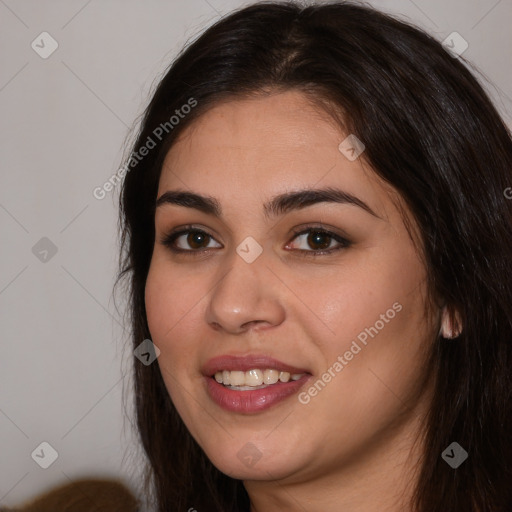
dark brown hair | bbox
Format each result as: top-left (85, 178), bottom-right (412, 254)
top-left (117, 2), bottom-right (512, 511)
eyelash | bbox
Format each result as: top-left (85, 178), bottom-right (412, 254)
top-left (160, 224), bottom-right (351, 257)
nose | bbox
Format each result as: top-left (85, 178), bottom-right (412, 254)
top-left (205, 250), bottom-right (286, 335)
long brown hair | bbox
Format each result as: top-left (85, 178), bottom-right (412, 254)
top-left (117, 2), bottom-right (512, 510)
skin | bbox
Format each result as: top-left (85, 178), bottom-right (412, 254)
top-left (144, 90), bottom-right (452, 511)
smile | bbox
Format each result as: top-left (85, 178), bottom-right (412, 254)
top-left (202, 354), bottom-right (311, 414)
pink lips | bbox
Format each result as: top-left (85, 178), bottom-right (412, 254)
top-left (202, 354), bottom-right (311, 414)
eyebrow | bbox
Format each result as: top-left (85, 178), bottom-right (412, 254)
top-left (155, 187), bottom-right (379, 219)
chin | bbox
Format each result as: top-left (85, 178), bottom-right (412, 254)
top-left (201, 438), bottom-right (306, 481)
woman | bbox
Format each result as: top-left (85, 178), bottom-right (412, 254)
top-left (117, 1), bottom-right (512, 511)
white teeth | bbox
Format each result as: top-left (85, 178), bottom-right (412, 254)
top-left (230, 371), bottom-right (245, 386)
top-left (213, 369), bottom-right (305, 387)
top-left (279, 371), bottom-right (290, 382)
top-left (263, 369), bottom-right (279, 384)
top-left (246, 369), bottom-right (263, 386)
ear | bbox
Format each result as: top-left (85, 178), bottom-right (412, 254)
top-left (439, 305), bottom-right (463, 339)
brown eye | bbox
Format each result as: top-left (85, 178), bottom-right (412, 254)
top-left (287, 227), bottom-right (351, 256)
top-left (186, 231), bottom-right (210, 249)
top-left (161, 228), bottom-right (222, 253)
top-left (306, 230), bottom-right (332, 250)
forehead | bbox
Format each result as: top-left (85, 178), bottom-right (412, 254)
top-left (158, 90), bottom-right (395, 221)
top-left (163, 93), bottom-right (339, 172)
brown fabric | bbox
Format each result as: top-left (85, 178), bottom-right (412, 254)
top-left (0, 479), bottom-right (139, 512)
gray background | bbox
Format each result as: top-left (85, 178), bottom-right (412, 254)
top-left (1, 0), bottom-right (510, 507)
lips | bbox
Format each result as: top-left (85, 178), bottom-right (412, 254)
top-left (202, 354), bottom-right (312, 414)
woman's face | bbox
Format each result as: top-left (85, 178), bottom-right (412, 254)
top-left (145, 90), bottom-right (438, 486)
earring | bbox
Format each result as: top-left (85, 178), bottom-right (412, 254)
top-left (439, 318), bottom-right (461, 339)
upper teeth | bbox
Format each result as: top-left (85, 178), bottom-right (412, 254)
top-left (214, 369), bottom-right (304, 387)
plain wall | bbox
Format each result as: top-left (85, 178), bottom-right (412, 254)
top-left (1, 0), bottom-right (510, 508)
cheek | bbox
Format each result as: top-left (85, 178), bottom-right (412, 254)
top-left (323, 275), bottom-right (431, 410)
top-left (144, 259), bottom-right (205, 422)
top-left (298, 279), bottom-right (432, 458)
top-left (145, 262), bottom-right (171, 345)
top-left (308, 246), bottom-right (432, 398)
top-left (310, 251), bottom-right (427, 349)
top-left (144, 257), bottom-right (203, 367)
top-left (145, 250), bottom-right (204, 328)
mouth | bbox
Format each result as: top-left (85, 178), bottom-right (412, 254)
top-left (202, 355), bottom-right (312, 413)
